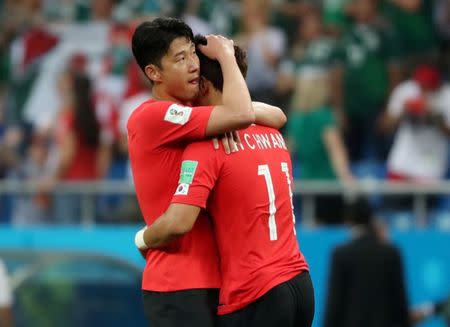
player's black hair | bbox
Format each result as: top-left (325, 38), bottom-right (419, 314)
top-left (194, 34), bottom-right (248, 92)
top-left (131, 18), bottom-right (194, 71)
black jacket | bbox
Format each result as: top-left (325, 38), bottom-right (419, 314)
top-left (323, 230), bottom-right (411, 327)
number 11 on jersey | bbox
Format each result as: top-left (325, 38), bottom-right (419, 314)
top-left (258, 164), bottom-right (277, 241)
top-left (258, 162), bottom-right (296, 241)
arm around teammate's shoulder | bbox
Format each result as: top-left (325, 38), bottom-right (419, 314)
top-left (252, 102), bottom-right (287, 129)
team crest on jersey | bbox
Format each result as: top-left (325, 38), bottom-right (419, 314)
top-left (179, 160), bottom-right (198, 184)
top-left (174, 183), bottom-right (190, 195)
top-left (164, 104), bottom-right (192, 125)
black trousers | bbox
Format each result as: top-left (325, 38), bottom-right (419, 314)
top-left (218, 272), bottom-right (315, 327)
top-left (142, 288), bottom-right (219, 327)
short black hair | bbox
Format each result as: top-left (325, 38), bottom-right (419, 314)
top-left (131, 18), bottom-right (194, 71)
top-left (345, 197), bottom-right (373, 226)
top-left (194, 34), bottom-right (248, 92)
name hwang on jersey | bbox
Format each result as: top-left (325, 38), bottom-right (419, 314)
top-left (237, 132), bottom-right (287, 151)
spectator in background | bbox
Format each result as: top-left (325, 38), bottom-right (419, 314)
top-left (0, 127), bottom-right (22, 177)
top-left (7, 0), bottom-right (59, 125)
top-left (237, 0), bottom-right (286, 104)
top-left (324, 197), bottom-right (411, 327)
top-left (94, 23), bottom-right (134, 179)
top-left (382, 0), bottom-right (437, 67)
top-left (270, 1), bottom-right (318, 45)
top-left (0, 258), bottom-right (13, 327)
top-left (381, 65), bottom-right (450, 183)
top-left (118, 62), bottom-right (151, 181)
top-left (22, 0), bottom-right (116, 134)
top-left (434, 0), bottom-right (450, 77)
top-left (335, 0), bottom-right (402, 162)
top-left (278, 7), bottom-right (339, 119)
top-left (98, 62), bottom-right (151, 223)
top-left (286, 72), bottom-right (354, 225)
top-left (322, 0), bottom-right (353, 34)
top-left (0, 88), bottom-right (23, 222)
top-left (44, 70), bottom-right (101, 224)
top-left (324, 197), bottom-right (445, 326)
top-left (176, 0), bottom-right (214, 36)
top-left (11, 133), bottom-right (54, 225)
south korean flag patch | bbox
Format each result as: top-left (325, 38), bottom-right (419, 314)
top-left (164, 104), bottom-right (192, 125)
top-left (174, 183), bottom-right (190, 195)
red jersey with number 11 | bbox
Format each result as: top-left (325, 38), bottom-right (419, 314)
top-left (172, 124), bottom-right (309, 315)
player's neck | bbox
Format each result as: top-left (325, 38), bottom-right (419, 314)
top-left (152, 86), bottom-right (191, 105)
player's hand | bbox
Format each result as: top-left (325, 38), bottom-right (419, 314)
top-left (222, 132), bottom-right (239, 154)
top-left (198, 35), bottom-right (235, 61)
top-left (212, 132), bottom-right (240, 154)
top-left (229, 131), bottom-right (241, 150)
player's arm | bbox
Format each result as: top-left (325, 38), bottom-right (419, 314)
top-left (136, 204), bottom-right (201, 249)
top-left (201, 35), bottom-right (255, 136)
top-left (253, 102), bottom-right (287, 129)
top-left (136, 141), bottom-right (220, 250)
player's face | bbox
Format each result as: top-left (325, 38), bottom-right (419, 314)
top-left (159, 37), bottom-right (200, 103)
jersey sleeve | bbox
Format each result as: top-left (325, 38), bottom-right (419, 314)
top-left (136, 101), bottom-right (214, 146)
top-left (171, 141), bottom-right (222, 209)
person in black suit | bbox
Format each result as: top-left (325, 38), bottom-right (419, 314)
top-left (323, 198), bottom-right (411, 327)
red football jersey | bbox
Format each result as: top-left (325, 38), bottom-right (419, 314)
top-left (127, 99), bottom-right (221, 292)
top-left (172, 125), bottom-right (309, 315)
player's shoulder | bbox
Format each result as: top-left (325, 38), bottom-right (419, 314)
top-left (127, 99), bottom-right (155, 124)
top-left (128, 99), bottom-right (189, 128)
top-left (129, 99), bottom-right (186, 116)
top-left (246, 124), bottom-right (280, 135)
top-left (184, 139), bottom-right (216, 154)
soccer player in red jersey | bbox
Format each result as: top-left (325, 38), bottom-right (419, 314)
top-left (129, 18), bottom-right (286, 327)
top-left (136, 40), bottom-right (315, 327)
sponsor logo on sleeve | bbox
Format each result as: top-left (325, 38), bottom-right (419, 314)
top-left (164, 104), bottom-right (192, 125)
top-left (174, 160), bottom-right (198, 196)
top-left (179, 160), bottom-right (198, 184)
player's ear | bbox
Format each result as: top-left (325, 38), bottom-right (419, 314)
top-left (145, 64), bottom-right (162, 83)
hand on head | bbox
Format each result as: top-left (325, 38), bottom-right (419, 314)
top-left (197, 35), bottom-right (235, 61)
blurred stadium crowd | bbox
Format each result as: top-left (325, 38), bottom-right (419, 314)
top-left (1, 0), bottom-right (450, 225)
